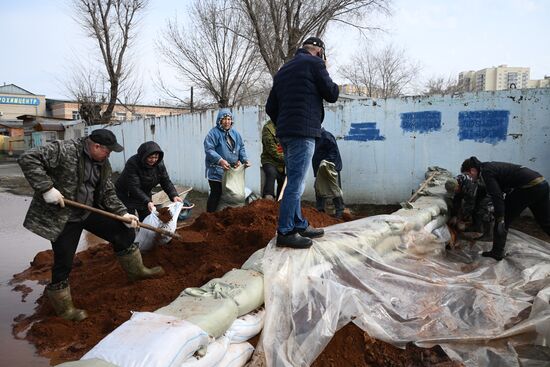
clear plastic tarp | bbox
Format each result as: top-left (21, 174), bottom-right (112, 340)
top-left (254, 216), bottom-right (550, 367)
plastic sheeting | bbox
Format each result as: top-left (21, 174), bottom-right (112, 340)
top-left (253, 219), bottom-right (550, 366)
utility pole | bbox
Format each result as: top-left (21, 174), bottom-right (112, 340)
top-left (190, 86), bottom-right (194, 113)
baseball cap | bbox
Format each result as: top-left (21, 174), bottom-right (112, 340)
top-left (303, 36), bottom-right (325, 49)
top-left (89, 129), bottom-right (124, 152)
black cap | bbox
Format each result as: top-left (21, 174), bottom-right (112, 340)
top-left (303, 36), bottom-right (325, 49)
top-left (89, 129), bottom-right (123, 152)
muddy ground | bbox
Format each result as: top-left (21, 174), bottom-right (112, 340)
top-left (6, 172), bottom-right (550, 367)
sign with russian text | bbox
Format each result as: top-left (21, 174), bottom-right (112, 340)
top-left (0, 95), bottom-right (40, 105)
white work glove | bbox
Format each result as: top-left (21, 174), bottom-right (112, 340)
top-left (122, 213), bottom-right (139, 228)
top-left (42, 187), bottom-right (65, 207)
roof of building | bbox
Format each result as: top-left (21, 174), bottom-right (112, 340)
top-left (0, 84), bottom-right (40, 96)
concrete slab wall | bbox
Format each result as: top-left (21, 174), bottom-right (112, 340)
top-left (103, 88), bottom-right (550, 204)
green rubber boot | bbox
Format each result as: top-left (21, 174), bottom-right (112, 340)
top-left (117, 244), bottom-right (165, 282)
top-left (46, 281), bottom-right (88, 321)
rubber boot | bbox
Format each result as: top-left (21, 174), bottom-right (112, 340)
top-left (315, 196), bottom-right (325, 212)
top-left (117, 244), bottom-right (165, 282)
top-left (333, 196), bottom-right (345, 219)
top-left (482, 225), bottom-right (506, 261)
top-left (46, 280), bottom-right (88, 321)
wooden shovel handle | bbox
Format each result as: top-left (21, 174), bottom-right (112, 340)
top-left (63, 199), bottom-right (182, 240)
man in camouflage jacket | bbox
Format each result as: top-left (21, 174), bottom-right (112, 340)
top-left (18, 129), bottom-right (164, 321)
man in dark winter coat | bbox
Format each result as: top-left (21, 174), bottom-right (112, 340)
top-left (312, 128), bottom-right (345, 218)
top-left (266, 36), bottom-right (339, 249)
top-left (18, 129), bottom-right (164, 322)
top-left (461, 156), bottom-right (550, 260)
top-left (116, 141), bottom-right (182, 221)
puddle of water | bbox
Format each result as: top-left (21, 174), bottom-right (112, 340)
top-left (0, 192), bottom-right (106, 366)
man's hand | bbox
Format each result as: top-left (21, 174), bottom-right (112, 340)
top-left (234, 160), bottom-right (241, 168)
top-left (147, 202), bottom-right (156, 213)
top-left (122, 213), bottom-right (139, 228)
top-left (244, 161), bottom-right (251, 168)
top-left (173, 196), bottom-right (183, 203)
top-left (43, 187), bottom-right (65, 207)
top-left (219, 159), bottom-right (231, 170)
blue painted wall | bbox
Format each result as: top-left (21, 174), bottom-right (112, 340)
top-left (344, 122), bottom-right (385, 141)
top-left (400, 111), bottom-right (441, 133)
top-left (458, 110), bottom-right (509, 144)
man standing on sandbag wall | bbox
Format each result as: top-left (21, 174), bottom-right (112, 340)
top-left (312, 127), bottom-right (346, 218)
top-left (461, 156), bottom-right (550, 260)
top-left (18, 129), bottom-right (165, 322)
top-left (266, 36), bottom-right (339, 248)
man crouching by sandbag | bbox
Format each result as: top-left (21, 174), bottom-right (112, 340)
top-left (115, 141), bottom-right (182, 221)
top-left (18, 129), bottom-right (165, 322)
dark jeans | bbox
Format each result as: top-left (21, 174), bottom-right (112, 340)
top-left (51, 212), bottom-right (136, 284)
top-left (207, 180), bottom-right (223, 212)
top-left (262, 163), bottom-right (285, 198)
top-left (504, 181), bottom-right (550, 234)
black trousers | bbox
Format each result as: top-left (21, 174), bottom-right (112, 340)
top-left (125, 205), bottom-right (150, 222)
top-left (504, 181), bottom-right (550, 235)
top-left (262, 163), bottom-right (285, 198)
top-left (51, 212), bottom-right (136, 284)
top-left (207, 180), bottom-right (222, 212)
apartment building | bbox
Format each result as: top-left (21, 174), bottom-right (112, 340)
top-left (458, 65), bottom-right (548, 92)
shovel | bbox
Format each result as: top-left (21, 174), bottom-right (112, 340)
top-left (64, 199), bottom-right (182, 240)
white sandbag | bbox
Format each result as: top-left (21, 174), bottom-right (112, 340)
top-left (219, 342), bottom-right (254, 367)
top-left (55, 359), bottom-right (116, 367)
top-left (82, 312), bottom-right (209, 367)
top-left (184, 269), bottom-right (264, 316)
top-left (155, 295), bottom-right (239, 338)
top-left (218, 165), bottom-right (246, 211)
top-left (135, 202), bottom-right (183, 251)
top-left (180, 336), bottom-right (230, 367)
top-left (241, 248), bottom-right (265, 274)
top-left (226, 308), bottom-right (265, 343)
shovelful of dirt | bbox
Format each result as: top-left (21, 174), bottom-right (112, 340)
top-left (11, 200), bottom-right (460, 367)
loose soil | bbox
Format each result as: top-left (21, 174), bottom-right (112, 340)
top-left (11, 197), bottom-right (548, 367)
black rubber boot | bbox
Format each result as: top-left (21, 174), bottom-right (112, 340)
top-left (276, 232), bottom-right (313, 249)
top-left (298, 225), bottom-right (324, 239)
top-left (315, 196), bottom-right (325, 212)
top-left (333, 197), bottom-right (345, 219)
top-left (46, 280), bottom-right (88, 321)
top-left (477, 221), bottom-right (494, 241)
top-left (482, 222), bottom-right (506, 261)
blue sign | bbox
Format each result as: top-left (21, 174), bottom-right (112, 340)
top-left (400, 111), bottom-right (441, 133)
top-left (458, 110), bottom-right (509, 144)
top-left (344, 122), bottom-right (386, 141)
top-left (0, 95), bottom-right (40, 105)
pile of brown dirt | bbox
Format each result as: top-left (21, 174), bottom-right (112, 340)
top-left (12, 200), bottom-right (460, 366)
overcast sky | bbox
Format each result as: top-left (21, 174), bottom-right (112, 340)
top-left (1, 0), bottom-right (549, 104)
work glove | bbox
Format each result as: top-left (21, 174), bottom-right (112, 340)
top-left (42, 187), bottom-right (65, 207)
top-left (122, 213), bottom-right (139, 228)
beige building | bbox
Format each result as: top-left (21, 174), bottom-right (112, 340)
top-left (0, 84), bottom-right (46, 121)
top-left (458, 65), bottom-right (549, 92)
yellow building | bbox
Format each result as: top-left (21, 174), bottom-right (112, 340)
top-left (458, 65), bottom-right (549, 92)
top-left (0, 84), bottom-right (46, 121)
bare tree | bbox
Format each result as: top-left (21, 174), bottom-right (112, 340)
top-left (423, 75), bottom-right (460, 96)
top-left (236, 0), bottom-right (390, 76)
top-left (339, 44), bottom-right (420, 98)
top-left (72, 0), bottom-right (148, 124)
top-left (158, 0), bottom-right (265, 108)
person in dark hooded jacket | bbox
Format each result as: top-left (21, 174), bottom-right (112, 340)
top-left (116, 141), bottom-right (182, 221)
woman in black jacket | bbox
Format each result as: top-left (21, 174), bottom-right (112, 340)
top-left (116, 141), bottom-right (182, 221)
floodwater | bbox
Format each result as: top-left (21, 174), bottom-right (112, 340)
top-left (0, 191), bottom-right (104, 366)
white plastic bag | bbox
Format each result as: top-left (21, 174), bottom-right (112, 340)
top-left (82, 312), bottom-right (209, 367)
top-left (180, 336), bottom-right (230, 367)
top-left (135, 202), bottom-right (183, 251)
